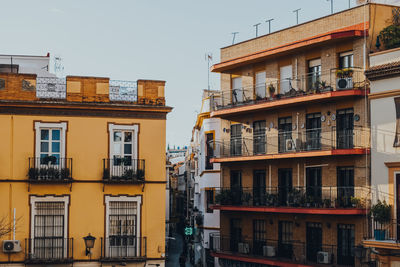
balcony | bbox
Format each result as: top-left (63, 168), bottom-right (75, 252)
top-left (211, 68), bottom-right (367, 118)
top-left (102, 158), bottom-right (145, 183)
top-left (25, 238), bottom-right (73, 263)
top-left (212, 126), bottom-right (369, 163)
top-left (212, 186), bottom-right (368, 215)
top-left (363, 219), bottom-right (400, 250)
top-left (100, 237), bottom-right (146, 261)
top-left (28, 157), bottom-right (73, 183)
top-left (210, 234), bottom-right (355, 266)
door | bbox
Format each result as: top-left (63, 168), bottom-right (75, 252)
top-left (232, 77), bottom-right (243, 104)
top-left (306, 167), bottom-right (322, 206)
top-left (253, 170), bottom-right (266, 206)
top-left (253, 121), bottom-right (266, 154)
top-left (397, 174), bottom-right (400, 240)
top-left (306, 113), bottom-right (321, 150)
top-left (278, 117), bottom-right (292, 153)
top-left (230, 170), bottom-right (242, 205)
top-left (336, 108), bottom-right (354, 149)
top-left (230, 219), bottom-right (242, 252)
top-left (278, 169), bottom-right (292, 206)
top-left (255, 71), bottom-right (266, 99)
top-left (280, 65), bottom-right (292, 94)
top-left (278, 221), bottom-right (293, 258)
top-left (230, 124), bottom-right (242, 156)
top-left (337, 224), bottom-right (355, 266)
top-left (253, 220), bottom-right (266, 255)
top-left (205, 133), bottom-right (214, 170)
top-left (306, 222), bottom-right (322, 262)
top-left (337, 167), bottom-right (354, 207)
top-left (308, 59), bottom-right (321, 91)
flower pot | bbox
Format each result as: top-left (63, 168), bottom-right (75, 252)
top-left (374, 229), bottom-right (386, 240)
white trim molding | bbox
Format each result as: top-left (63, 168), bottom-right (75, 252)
top-left (108, 123), bottom-right (139, 160)
top-left (34, 121), bottom-right (67, 159)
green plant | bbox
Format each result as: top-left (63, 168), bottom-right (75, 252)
top-left (241, 192), bottom-right (251, 204)
top-left (379, 24), bottom-right (400, 50)
top-left (323, 198), bottom-right (332, 208)
top-left (103, 168), bottom-right (110, 180)
top-left (268, 83), bottom-right (276, 96)
top-left (28, 168), bottom-right (39, 180)
top-left (41, 155), bottom-right (57, 165)
top-left (336, 68), bottom-right (354, 78)
top-left (47, 168), bottom-right (60, 179)
top-left (215, 190), bottom-right (233, 205)
top-left (371, 200), bottom-right (392, 224)
top-left (351, 196), bottom-right (362, 208)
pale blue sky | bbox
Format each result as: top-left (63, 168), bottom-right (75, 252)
top-left (0, 0), bottom-right (358, 147)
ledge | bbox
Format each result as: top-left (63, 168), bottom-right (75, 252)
top-left (363, 239), bottom-right (400, 250)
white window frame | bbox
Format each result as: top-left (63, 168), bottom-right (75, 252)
top-left (29, 195), bottom-right (69, 256)
top-left (34, 122), bottom-right (67, 161)
top-left (108, 124), bottom-right (139, 160)
top-left (105, 195), bottom-right (142, 257)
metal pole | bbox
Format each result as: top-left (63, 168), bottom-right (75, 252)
top-left (253, 23), bottom-right (261, 37)
top-left (231, 32), bottom-right (239, 45)
top-left (266, 19), bottom-right (274, 34)
top-left (293, 9), bottom-right (301, 25)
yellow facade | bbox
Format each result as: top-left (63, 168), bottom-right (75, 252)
top-left (0, 75), bottom-right (171, 267)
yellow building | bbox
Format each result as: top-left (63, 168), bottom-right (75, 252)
top-left (0, 71), bottom-right (172, 267)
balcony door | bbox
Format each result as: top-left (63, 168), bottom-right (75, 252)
top-left (230, 219), bottom-right (242, 252)
top-left (278, 221), bottom-right (293, 258)
top-left (230, 170), bottom-right (242, 206)
top-left (336, 108), bottom-right (354, 149)
top-left (307, 59), bottom-right (321, 91)
top-left (253, 170), bottom-right (266, 206)
top-left (230, 124), bottom-right (242, 156)
top-left (255, 71), bottom-right (266, 99)
top-left (253, 120), bottom-right (266, 154)
top-left (337, 167), bottom-right (354, 207)
top-left (253, 220), bottom-right (266, 255)
top-left (280, 65), bottom-right (292, 94)
top-left (337, 224), bottom-right (355, 266)
top-left (205, 132), bottom-right (214, 170)
top-left (306, 222), bottom-right (322, 262)
top-left (278, 168), bottom-right (292, 206)
top-left (278, 117), bottom-right (292, 153)
top-left (306, 167), bottom-right (322, 205)
top-left (232, 77), bottom-right (242, 104)
top-left (306, 113), bottom-right (321, 150)
top-left (397, 173), bottom-right (400, 240)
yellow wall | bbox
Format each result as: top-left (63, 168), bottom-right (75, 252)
top-left (0, 114), bottom-right (166, 262)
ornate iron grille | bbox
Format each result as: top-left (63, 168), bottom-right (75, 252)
top-left (109, 80), bottom-right (137, 102)
top-left (36, 77), bottom-right (66, 99)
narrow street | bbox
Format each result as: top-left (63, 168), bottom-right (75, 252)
top-left (166, 232), bottom-right (192, 267)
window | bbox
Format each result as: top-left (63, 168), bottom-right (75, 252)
top-left (108, 124), bottom-right (139, 176)
top-left (105, 196), bottom-right (142, 258)
top-left (253, 220), bottom-right (266, 255)
top-left (394, 97), bottom-right (400, 147)
top-left (278, 221), bottom-right (293, 258)
top-left (337, 224), bottom-right (355, 266)
top-left (35, 122), bottom-right (67, 166)
top-left (339, 51), bottom-right (353, 69)
top-left (230, 124), bottom-right (242, 156)
top-left (30, 196), bottom-right (69, 260)
top-left (206, 189), bottom-right (214, 213)
top-left (280, 65), bottom-right (292, 94)
top-left (255, 71), bottom-right (266, 99)
top-left (253, 121), bottom-right (266, 154)
top-left (232, 77), bottom-right (243, 104)
top-left (205, 132), bottom-right (214, 170)
top-left (278, 117), bottom-right (292, 153)
top-left (308, 58), bottom-right (321, 91)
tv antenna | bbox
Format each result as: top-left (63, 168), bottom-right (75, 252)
top-left (253, 23), bottom-right (261, 37)
top-left (327, 0), bottom-right (335, 14)
top-left (266, 18), bottom-right (274, 34)
top-left (205, 53), bottom-right (213, 90)
top-left (293, 8), bottom-right (301, 25)
top-left (231, 32), bottom-right (239, 45)
top-left (54, 55), bottom-right (64, 77)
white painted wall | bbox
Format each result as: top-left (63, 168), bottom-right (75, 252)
top-left (0, 54), bottom-right (53, 77)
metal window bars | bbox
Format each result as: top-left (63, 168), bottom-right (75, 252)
top-left (25, 238), bottom-right (73, 262)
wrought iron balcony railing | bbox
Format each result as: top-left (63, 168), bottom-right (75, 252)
top-left (365, 219), bottom-right (400, 242)
top-left (212, 126), bottom-right (369, 159)
top-left (100, 237), bottom-right (146, 260)
top-left (36, 77), bottom-right (66, 99)
top-left (25, 238), bottom-right (73, 263)
top-left (210, 234), bottom-right (355, 266)
top-left (28, 157), bottom-right (73, 182)
top-left (213, 186), bottom-right (368, 209)
top-left (211, 67), bottom-right (366, 111)
top-left (102, 158), bottom-right (145, 183)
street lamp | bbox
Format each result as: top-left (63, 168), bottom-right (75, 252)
top-left (83, 233), bottom-right (96, 256)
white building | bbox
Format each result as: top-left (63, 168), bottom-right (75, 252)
top-left (364, 47), bottom-right (400, 263)
top-left (0, 54), bottom-right (52, 76)
top-left (189, 90), bottom-right (222, 267)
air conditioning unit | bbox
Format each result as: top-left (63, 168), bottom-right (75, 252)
top-left (2, 240), bottom-right (22, 253)
top-left (336, 77), bottom-right (353, 90)
top-left (285, 139), bottom-right (296, 151)
top-left (317, 251), bottom-right (331, 264)
top-left (238, 242), bottom-right (250, 254)
top-left (263, 245), bottom-right (276, 257)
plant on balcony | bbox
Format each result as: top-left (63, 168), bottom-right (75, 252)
top-left (288, 188), bottom-right (303, 207)
top-left (103, 168), bottom-right (110, 180)
top-left (371, 200), bottom-right (392, 241)
top-left (241, 192), bottom-right (251, 206)
top-left (41, 155), bottom-right (57, 165)
top-left (28, 168), bottom-right (39, 180)
top-left (378, 24), bottom-right (400, 50)
top-left (268, 83), bottom-right (276, 97)
top-left (336, 68), bottom-right (354, 78)
top-left (60, 168), bottom-right (70, 180)
top-left (215, 190), bottom-right (233, 205)
top-left (323, 198), bottom-right (332, 208)
top-left (350, 196), bottom-right (362, 208)
top-left (137, 169), bottom-right (145, 180)
top-left (265, 192), bottom-right (278, 206)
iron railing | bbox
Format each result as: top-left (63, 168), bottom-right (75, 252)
top-left (100, 237), bottom-right (146, 259)
top-left (28, 157), bottom-right (73, 182)
top-left (212, 67), bottom-right (366, 111)
top-left (210, 234), bottom-right (355, 266)
top-left (109, 80), bottom-right (138, 102)
top-left (212, 126), bottom-right (369, 159)
top-left (364, 219), bottom-right (400, 242)
top-left (102, 158), bottom-right (145, 183)
top-left (213, 186), bottom-right (368, 209)
top-left (25, 238), bottom-right (73, 263)
top-left (36, 77), bottom-right (66, 99)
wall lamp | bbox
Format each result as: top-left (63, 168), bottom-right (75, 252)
top-left (83, 233), bottom-right (96, 256)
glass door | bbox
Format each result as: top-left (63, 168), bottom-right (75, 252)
top-left (306, 167), bottom-right (322, 206)
top-left (337, 167), bottom-right (354, 207)
top-left (306, 222), bottom-right (322, 262)
top-left (230, 124), bottom-right (242, 156)
top-left (255, 71), bottom-right (266, 99)
top-left (278, 168), bottom-right (292, 206)
top-left (230, 170), bottom-right (242, 206)
top-left (337, 224), bottom-right (355, 266)
top-left (253, 170), bottom-right (266, 206)
top-left (253, 120), bottom-right (266, 154)
top-left (336, 108), bottom-right (354, 149)
top-left (306, 113), bottom-right (321, 150)
top-left (278, 117), bottom-right (292, 153)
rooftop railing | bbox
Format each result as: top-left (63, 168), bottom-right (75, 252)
top-left (212, 67), bottom-right (366, 111)
top-left (213, 186), bottom-right (369, 209)
top-left (210, 234), bottom-right (355, 266)
top-left (212, 126), bottom-right (369, 159)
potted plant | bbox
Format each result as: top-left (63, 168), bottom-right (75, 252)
top-left (268, 83), bottom-right (276, 98)
top-left (241, 192), bottom-right (252, 206)
top-left (351, 196), bottom-right (362, 208)
top-left (323, 198), bottom-right (332, 208)
top-left (28, 168), bottom-right (39, 180)
top-left (41, 155), bottom-right (57, 165)
top-left (371, 200), bottom-right (392, 240)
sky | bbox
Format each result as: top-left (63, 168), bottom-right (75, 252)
top-left (0, 0), bottom-right (379, 148)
